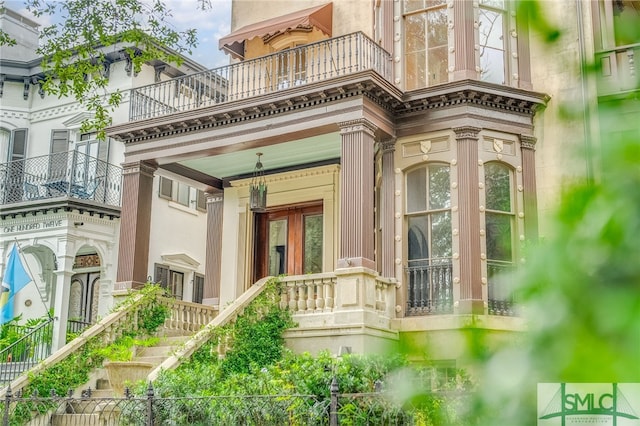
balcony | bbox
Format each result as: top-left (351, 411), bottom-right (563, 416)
top-left (0, 151), bottom-right (122, 218)
top-left (129, 32), bottom-right (392, 121)
top-left (406, 260), bottom-right (454, 316)
top-left (596, 42), bottom-right (640, 97)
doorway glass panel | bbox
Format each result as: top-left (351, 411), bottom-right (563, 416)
top-left (303, 214), bottom-right (323, 273)
top-left (268, 219), bottom-right (288, 276)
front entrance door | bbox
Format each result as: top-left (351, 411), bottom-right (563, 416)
top-left (254, 203), bottom-right (323, 281)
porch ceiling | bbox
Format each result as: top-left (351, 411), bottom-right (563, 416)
top-left (177, 132), bottom-right (341, 180)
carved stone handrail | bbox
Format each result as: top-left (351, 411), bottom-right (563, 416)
top-left (280, 273), bottom-right (338, 314)
top-left (147, 276), bottom-right (273, 381)
top-left (158, 298), bottom-right (218, 333)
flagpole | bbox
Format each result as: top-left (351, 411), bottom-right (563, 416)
top-left (12, 238), bottom-right (54, 321)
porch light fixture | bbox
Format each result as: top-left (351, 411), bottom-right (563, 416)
top-left (250, 152), bottom-right (267, 212)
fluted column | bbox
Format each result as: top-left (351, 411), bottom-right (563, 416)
top-left (115, 160), bottom-right (157, 291)
top-left (454, 126), bottom-right (483, 314)
top-left (203, 192), bottom-right (224, 306)
top-left (520, 135), bottom-right (538, 242)
top-left (338, 119), bottom-right (377, 270)
top-left (453, 0), bottom-right (478, 81)
top-left (380, 138), bottom-right (396, 278)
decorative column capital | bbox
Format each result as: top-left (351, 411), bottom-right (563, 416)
top-left (338, 118), bottom-right (377, 137)
top-left (206, 191), bottom-right (224, 204)
top-left (520, 134), bottom-right (537, 150)
top-left (453, 126), bottom-right (481, 140)
top-left (380, 138), bottom-right (397, 154)
top-left (121, 160), bottom-right (158, 177)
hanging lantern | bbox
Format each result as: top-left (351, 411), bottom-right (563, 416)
top-left (249, 152), bottom-right (267, 212)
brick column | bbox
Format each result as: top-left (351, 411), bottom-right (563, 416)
top-left (453, 0), bottom-right (478, 81)
top-left (380, 138), bottom-right (396, 278)
top-left (203, 192), bottom-right (224, 306)
top-left (338, 119), bottom-right (377, 270)
top-left (115, 160), bottom-right (157, 291)
top-left (520, 134), bottom-right (538, 242)
top-left (454, 126), bottom-right (483, 314)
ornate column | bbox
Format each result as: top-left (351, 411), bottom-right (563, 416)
top-left (203, 191), bottom-right (224, 306)
top-left (115, 160), bottom-right (157, 291)
top-left (338, 119), bottom-right (377, 270)
top-left (454, 126), bottom-right (484, 314)
top-left (520, 134), bottom-right (538, 242)
top-left (51, 239), bottom-right (74, 351)
top-left (453, 0), bottom-right (478, 81)
top-left (380, 138), bottom-right (396, 278)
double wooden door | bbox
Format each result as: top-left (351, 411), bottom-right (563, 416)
top-left (254, 203), bottom-right (323, 281)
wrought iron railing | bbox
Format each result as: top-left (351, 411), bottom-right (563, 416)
top-left (406, 260), bottom-right (453, 315)
top-left (130, 32), bottom-right (393, 121)
top-left (487, 261), bottom-right (517, 316)
top-left (0, 151), bottom-right (122, 207)
top-left (0, 318), bottom-right (53, 386)
top-left (66, 319), bottom-right (91, 339)
top-left (596, 42), bottom-right (640, 96)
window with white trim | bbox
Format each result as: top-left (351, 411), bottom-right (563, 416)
top-left (158, 176), bottom-right (206, 212)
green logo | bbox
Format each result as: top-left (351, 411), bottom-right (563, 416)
top-left (538, 383), bottom-right (640, 425)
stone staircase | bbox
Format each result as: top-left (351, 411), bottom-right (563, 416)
top-left (49, 329), bottom-right (192, 425)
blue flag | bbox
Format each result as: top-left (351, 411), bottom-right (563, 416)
top-left (1, 244), bottom-right (32, 324)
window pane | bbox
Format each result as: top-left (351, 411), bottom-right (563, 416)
top-left (479, 9), bottom-right (505, 84)
top-left (405, 12), bottom-right (426, 90)
top-left (486, 212), bottom-right (512, 261)
top-left (404, 0), bottom-right (424, 13)
top-left (480, 0), bottom-right (505, 9)
top-left (428, 45), bottom-right (448, 85)
top-left (268, 219), bottom-right (287, 276)
top-left (427, 8), bottom-right (448, 46)
top-left (428, 164), bottom-right (450, 210)
top-left (177, 182), bottom-right (189, 206)
top-left (408, 215), bottom-right (429, 263)
top-left (10, 129), bottom-right (27, 161)
top-left (171, 271), bottom-right (184, 300)
top-left (485, 163), bottom-right (511, 212)
top-left (193, 274), bottom-right (204, 304)
top-left (405, 51), bottom-right (427, 90)
top-left (431, 211), bottom-right (452, 258)
top-left (407, 167), bottom-right (427, 212)
top-left (159, 177), bottom-right (173, 199)
top-left (303, 214), bottom-right (323, 274)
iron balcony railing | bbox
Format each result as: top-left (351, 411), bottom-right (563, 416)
top-left (596, 42), bottom-right (640, 96)
top-left (487, 260), bottom-right (517, 316)
top-left (0, 318), bottom-right (53, 386)
top-left (0, 151), bottom-right (122, 207)
top-left (130, 31), bottom-right (393, 121)
top-left (406, 259), bottom-right (453, 315)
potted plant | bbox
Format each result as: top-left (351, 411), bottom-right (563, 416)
top-left (97, 336), bottom-right (158, 396)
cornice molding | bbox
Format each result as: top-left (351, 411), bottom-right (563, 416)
top-left (231, 164), bottom-right (339, 188)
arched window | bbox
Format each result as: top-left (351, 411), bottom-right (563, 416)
top-left (405, 163), bottom-right (453, 315)
top-left (484, 162), bottom-right (515, 314)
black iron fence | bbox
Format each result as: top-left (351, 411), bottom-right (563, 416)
top-left (0, 318), bottom-right (53, 386)
top-left (1, 380), bottom-right (469, 426)
top-left (130, 32), bottom-right (393, 121)
top-left (0, 151), bottom-right (122, 206)
top-left (406, 260), bottom-right (453, 315)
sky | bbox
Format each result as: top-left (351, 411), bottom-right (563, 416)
top-left (4, 0), bottom-right (233, 69)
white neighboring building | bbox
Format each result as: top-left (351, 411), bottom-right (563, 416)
top-left (0, 7), bottom-right (210, 350)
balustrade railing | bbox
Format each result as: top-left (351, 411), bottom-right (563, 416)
top-left (159, 298), bottom-right (218, 333)
top-left (596, 42), bottom-right (640, 96)
top-left (487, 261), bottom-right (517, 316)
top-left (0, 151), bottom-right (122, 207)
top-left (406, 260), bottom-right (453, 315)
top-left (280, 273), bottom-right (337, 314)
top-left (130, 32), bottom-right (392, 121)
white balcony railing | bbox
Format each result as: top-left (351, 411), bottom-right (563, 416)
top-left (130, 32), bottom-right (392, 121)
top-left (596, 42), bottom-right (640, 96)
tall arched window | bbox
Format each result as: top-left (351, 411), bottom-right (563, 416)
top-left (484, 162), bottom-right (515, 314)
top-left (405, 163), bottom-right (452, 315)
